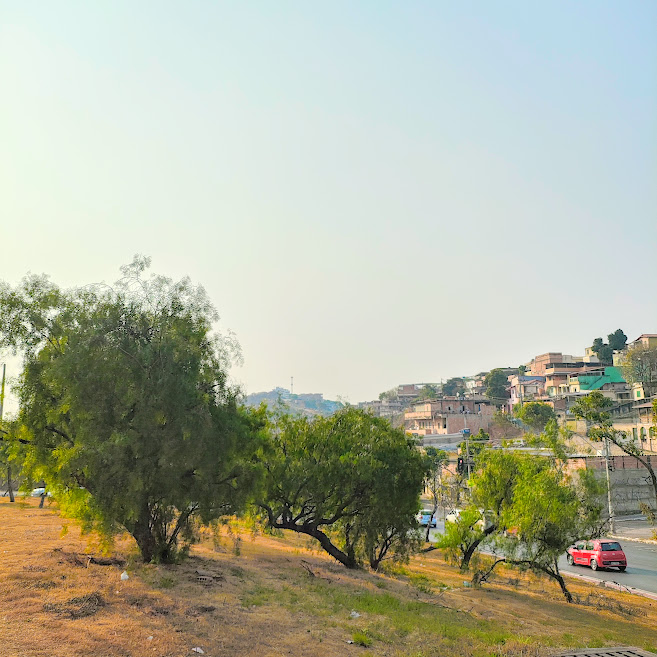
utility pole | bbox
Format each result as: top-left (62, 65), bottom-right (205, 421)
top-left (462, 427), bottom-right (472, 479)
top-left (604, 435), bottom-right (615, 534)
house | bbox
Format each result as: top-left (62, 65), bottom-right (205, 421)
top-left (404, 396), bottom-right (494, 438)
top-left (567, 366), bottom-right (631, 402)
top-left (507, 375), bottom-right (545, 410)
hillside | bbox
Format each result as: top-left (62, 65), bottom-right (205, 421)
top-left (245, 387), bottom-right (344, 417)
top-left (1, 498), bottom-right (656, 657)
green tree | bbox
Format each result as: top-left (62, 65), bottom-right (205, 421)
top-left (423, 447), bottom-right (448, 542)
top-left (514, 402), bottom-right (556, 432)
top-left (591, 337), bottom-right (613, 365)
top-left (415, 384), bottom-right (439, 401)
top-left (0, 258), bottom-right (261, 562)
top-left (378, 388), bottom-right (398, 402)
top-left (608, 328), bottom-right (628, 351)
top-left (487, 456), bottom-right (604, 603)
top-left (256, 408), bottom-right (428, 570)
top-left (443, 377), bottom-right (466, 396)
top-left (439, 450), bottom-right (520, 570)
top-left (571, 391), bottom-right (657, 512)
top-left (621, 345), bottom-right (657, 397)
top-left (484, 369), bottom-right (510, 404)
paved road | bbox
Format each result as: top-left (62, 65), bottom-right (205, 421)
top-left (558, 541), bottom-right (657, 594)
top-left (423, 519), bottom-right (657, 595)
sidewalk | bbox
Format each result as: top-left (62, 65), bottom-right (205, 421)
top-left (610, 515), bottom-right (657, 543)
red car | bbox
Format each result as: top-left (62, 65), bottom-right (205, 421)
top-left (566, 539), bottom-right (627, 572)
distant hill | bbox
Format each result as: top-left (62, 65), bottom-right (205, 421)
top-left (245, 387), bottom-right (344, 417)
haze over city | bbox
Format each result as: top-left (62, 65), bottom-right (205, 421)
top-left (1, 1), bottom-right (656, 406)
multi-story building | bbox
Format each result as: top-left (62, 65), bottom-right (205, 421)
top-left (404, 396), bottom-right (494, 437)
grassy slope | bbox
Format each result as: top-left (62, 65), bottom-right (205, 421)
top-left (1, 498), bottom-right (656, 657)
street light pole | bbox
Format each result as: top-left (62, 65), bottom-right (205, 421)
top-left (604, 435), bottom-right (615, 534)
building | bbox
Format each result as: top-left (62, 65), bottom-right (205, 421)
top-left (404, 396), bottom-right (494, 438)
top-left (507, 375), bottom-right (546, 410)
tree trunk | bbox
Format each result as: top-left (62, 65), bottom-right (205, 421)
top-left (7, 465), bottom-right (14, 503)
top-left (276, 520), bottom-right (358, 569)
top-left (461, 523), bottom-right (498, 571)
top-left (130, 505), bottom-right (158, 563)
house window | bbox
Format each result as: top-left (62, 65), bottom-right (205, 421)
top-left (633, 428), bottom-right (638, 440)
top-left (641, 427), bottom-right (647, 441)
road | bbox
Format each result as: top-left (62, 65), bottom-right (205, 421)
top-left (558, 540), bottom-right (657, 595)
top-left (423, 519), bottom-right (657, 595)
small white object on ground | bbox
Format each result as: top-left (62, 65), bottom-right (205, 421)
top-left (349, 610), bottom-right (361, 619)
top-left (120, 571), bottom-right (129, 581)
top-left (147, 636), bottom-right (153, 641)
top-left (192, 648), bottom-right (205, 654)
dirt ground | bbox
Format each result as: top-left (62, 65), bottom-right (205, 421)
top-left (1, 498), bottom-right (656, 657)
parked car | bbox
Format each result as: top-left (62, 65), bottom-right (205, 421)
top-left (30, 487), bottom-right (52, 498)
top-left (566, 539), bottom-right (627, 572)
top-left (445, 508), bottom-right (490, 530)
top-left (416, 510), bottom-right (437, 528)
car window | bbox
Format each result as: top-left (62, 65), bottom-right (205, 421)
top-left (600, 542), bottom-right (621, 551)
top-left (585, 542), bottom-right (593, 550)
top-left (575, 543), bottom-right (584, 550)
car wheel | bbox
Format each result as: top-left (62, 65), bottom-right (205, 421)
top-left (618, 566), bottom-right (626, 572)
top-left (590, 559), bottom-right (598, 571)
top-left (567, 554), bottom-right (574, 566)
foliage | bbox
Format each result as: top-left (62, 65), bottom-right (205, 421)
top-left (0, 257), bottom-right (262, 562)
top-left (256, 407), bottom-right (429, 570)
top-left (484, 369), bottom-right (510, 404)
top-left (620, 345), bottom-right (657, 394)
top-left (608, 329), bottom-right (628, 351)
top-left (442, 377), bottom-right (466, 397)
top-left (571, 390), bottom-right (657, 512)
top-left (415, 384), bottom-right (439, 401)
top-left (590, 329), bottom-right (626, 365)
top-left (0, 419), bottom-right (29, 501)
top-left (487, 455), bottom-right (605, 603)
top-left (440, 450), bottom-right (520, 570)
top-left (378, 387), bottom-right (398, 402)
top-left (422, 447), bottom-right (448, 541)
top-left (514, 402), bottom-right (556, 432)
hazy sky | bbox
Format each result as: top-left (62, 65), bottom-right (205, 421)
top-left (1, 1), bottom-right (656, 406)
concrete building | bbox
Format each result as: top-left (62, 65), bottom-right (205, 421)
top-left (404, 396), bottom-right (494, 437)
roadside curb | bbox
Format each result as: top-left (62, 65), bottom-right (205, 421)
top-left (608, 533), bottom-right (657, 546)
top-left (563, 570), bottom-right (657, 601)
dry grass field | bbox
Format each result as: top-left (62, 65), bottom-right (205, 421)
top-left (1, 498), bottom-right (656, 657)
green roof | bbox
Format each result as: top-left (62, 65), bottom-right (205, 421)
top-left (578, 366), bottom-right (626, 391)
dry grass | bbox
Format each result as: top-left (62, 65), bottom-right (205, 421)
top-left (1, 498), bottom-right (657, 657)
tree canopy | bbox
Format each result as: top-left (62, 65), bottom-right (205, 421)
top-left (0, 257), bottom-right (261, 562)
top-left (513, 401), bottom-right (556, 432)
top-left (571, 390), bottom-right (657, 513)
top-left (484, 369), bottom-right (510, 403)
top-left (443, 377), bottom-right (466, 397)
top-left (256, 407), bottom-right (429, 570)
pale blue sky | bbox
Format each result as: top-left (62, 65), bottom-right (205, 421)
top-left (1, 1), bottom-right (656, 405)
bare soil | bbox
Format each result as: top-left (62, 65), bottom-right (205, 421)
top-left (1, 498), bottom-right (656, 657)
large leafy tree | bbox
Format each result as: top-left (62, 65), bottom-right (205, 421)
top-left (484, 369), bottom-right (510, 404)
top-left (443, 377), bottom-right (466, 396)
top-left (607, 329), bottom-right (628, 351)
top-left (514, 401), bottom-right (556, 432)
top-left (439, 450), bottom-right (520, 570)
top-left (571, 390), bottom-right (657, 512)
top-left (0, 257), bottom-right (260, 562)
top-left (488, 456), bottom-right (604, 603)
top-left (621, 345), bottom-right (657, 397)
top-left (257, 408), bottom-right (428, 570)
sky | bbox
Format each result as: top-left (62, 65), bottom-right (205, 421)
top-left (1, 1), bottom-right (656, 408)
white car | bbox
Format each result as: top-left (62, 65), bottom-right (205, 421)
top-left (30, 487), bottom-right (52, 497)
top-left (445, 508), bottom-right (489, 529)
